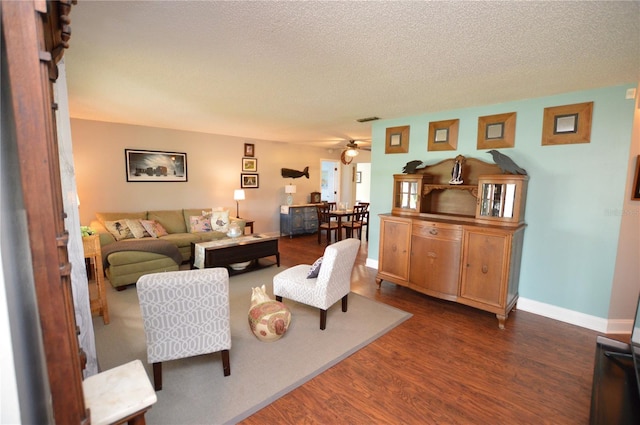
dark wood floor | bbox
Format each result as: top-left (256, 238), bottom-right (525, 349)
top-left (240, 233), bottom-right (609, 424)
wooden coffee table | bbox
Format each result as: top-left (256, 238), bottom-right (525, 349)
top-left (191, 232), bottom-right (280, 274)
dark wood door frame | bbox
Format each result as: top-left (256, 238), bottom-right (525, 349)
top-left (3, 1), bottom-right (88, 423)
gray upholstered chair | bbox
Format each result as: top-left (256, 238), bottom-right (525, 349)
top-left (273, 238), bottom-right (360, 330)
top-left (137, 268), bottom-right (231, 390)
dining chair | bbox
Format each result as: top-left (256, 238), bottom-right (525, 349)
top-left (342, 204), bottom-right (367, 240)
top-left (316, 204), bottom-right (339, 244)
top-left (357, 202), bottom-right (370, 241)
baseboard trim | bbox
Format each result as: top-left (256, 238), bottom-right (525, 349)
top-left (365, 257), bottom-right (632, 334)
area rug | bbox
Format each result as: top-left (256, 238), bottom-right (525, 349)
top-left (92, 266), bottom-right (412, 424)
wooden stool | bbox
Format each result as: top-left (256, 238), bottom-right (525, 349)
top-left (83, 360), bottom-right (157, 425)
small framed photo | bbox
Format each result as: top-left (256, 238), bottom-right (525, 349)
top-left (428, 119), bottom-right (459, 151)
top-left (385, 125), bottom-right (410, 154)
top-left (242, 157), bottom-right (257, 172)
top-left (356, 171), bottom-right (362, 183)
top-left (542, 102), bottom-right (593, 146)
top-left (241, 173), bottom-right (259, 188)
top-left (244, 143), bottom-right (255, 157)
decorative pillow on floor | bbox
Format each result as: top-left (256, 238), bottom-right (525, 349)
top-left (210, 209), bottom-right (230, 232)
top-left (306, 256), bottom-right (323, 279)
top-left (125, 219), bottom-right (150, 239)
top-left (189, 215), bottom-right (212, 232)
top-left (140, 219), bottom-right (168, 238)
top-left (248, 285), bottom-right (291, 342)
top-left (104, 219), bottom-right (133, 241)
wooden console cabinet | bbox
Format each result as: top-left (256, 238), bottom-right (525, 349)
top-left (376, 156), bottom-right (528, 329)
top-left (280, 204), bottom-right (319, 237)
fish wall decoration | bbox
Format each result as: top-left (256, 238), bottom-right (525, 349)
top-left (281, 166), bottom-right (309, 179)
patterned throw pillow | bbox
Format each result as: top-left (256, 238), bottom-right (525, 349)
top-left (125, 218), bottom-right (150, 239)
top-left (210, 209), bottom-right (229, 232)
top-left (140, 219), bottom-right (169, 238)
top-left (104, 219), bottom-right (133, 241)
top-left (306, 257), bottom-right (323, 279)
top-left (190, 215), bottom-right (212, 233)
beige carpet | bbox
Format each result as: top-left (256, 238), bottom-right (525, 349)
top-left (92, 265), bottom-right (411, 424)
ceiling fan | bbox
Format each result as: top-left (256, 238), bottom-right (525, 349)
top-left (340, 140), bottom-right (369, 164)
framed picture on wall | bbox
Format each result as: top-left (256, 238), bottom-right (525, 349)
top-left (385, 125), bottom-right (410, 154)
top-left (124, 149), bottom-right (187, 182)
top-left (541, 102), bottom-right (593, 146)
top-left (241, 173), bottom-right (259, 188)
top-left (428, 119), bottom-right (459, 151)
top-left (244, 143), bottom-right (255, 157)
top-left (242, 157), bottom-right (257, 172)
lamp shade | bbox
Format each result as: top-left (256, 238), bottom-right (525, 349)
top-left (234, 189), bottom-right (245, 201)
top-left (285, 184), bottom-right (297, 194)
top-left (345, 148), bottom-right (359, 157)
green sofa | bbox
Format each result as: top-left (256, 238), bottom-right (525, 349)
top-left (89, 208), bottom-right (245, 289)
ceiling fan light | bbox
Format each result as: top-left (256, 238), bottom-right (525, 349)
top-left (345, 148), bottom-right (359, 157)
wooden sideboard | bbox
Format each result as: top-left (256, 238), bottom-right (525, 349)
top-left (376, 156), bottom-right (528, 329)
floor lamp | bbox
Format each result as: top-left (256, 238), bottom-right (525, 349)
top-left (234, 189), bottom-right (245, 218)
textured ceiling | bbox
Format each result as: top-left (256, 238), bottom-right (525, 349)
top-left (65, 1), bottom-right (640, 148)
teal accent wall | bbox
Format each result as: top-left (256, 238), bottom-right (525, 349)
top-left (369, 85), bottom-right (636, 319)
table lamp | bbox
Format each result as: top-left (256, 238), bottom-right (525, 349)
top-left (285, 184), bottom-right (296, 206)
top-left (233, 189), bottom-right (245, 218)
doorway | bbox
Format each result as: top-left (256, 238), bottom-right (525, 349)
top-left (321, 160), bottom-right (340, 202)
top-left (355, 162), bottom-right (371, 203)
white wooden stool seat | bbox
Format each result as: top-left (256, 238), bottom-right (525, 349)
top-left (83, 359), bottom-right (157, 425)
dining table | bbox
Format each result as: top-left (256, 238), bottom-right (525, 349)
top-left (328, 209), bottom-right (368, 241)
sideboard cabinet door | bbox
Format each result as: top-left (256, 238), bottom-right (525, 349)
top-left (376, 215), bottom-right (411, 285)
top-left (409, 222), bottom-right (461, 301)
top-left (459, 227), bottom-right (520, 329)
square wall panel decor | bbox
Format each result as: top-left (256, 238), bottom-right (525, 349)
top-left (542, 101), bottom-right (593, 146)
top-left (385, 125), bottom-right (410, 154)
top-left (428, 119), bottom-right (459, 151)
top-left (477, 112), bottom-right (516, 150)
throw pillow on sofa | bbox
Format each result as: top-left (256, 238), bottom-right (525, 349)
top-left (140, 219), bottom-right (169, 238)
top-left (189, 215), bottom-right (212, 232)
top-left (210, 209), bottom-right (230, 232)
top-left (125, 218), bottom-right (150, 239)
top-left (104, 219), bottom-right (134, 241)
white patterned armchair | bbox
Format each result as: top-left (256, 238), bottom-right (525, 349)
top-left (137, 268), bottom-right (231, 390)
top-left (273, 238), bottom-right (360, 330)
